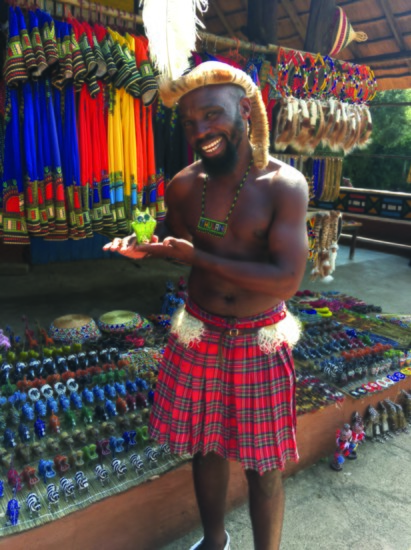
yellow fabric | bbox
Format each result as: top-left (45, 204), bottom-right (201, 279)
top-left (107, 29), bottom-right (138, 226)
top-left (107, 30), bottom-right (127, 229)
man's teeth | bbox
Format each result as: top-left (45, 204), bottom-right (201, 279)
top-left (201, 137), bottom-right (222, 153)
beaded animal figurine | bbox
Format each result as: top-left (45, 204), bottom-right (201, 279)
top-left (330, 423), bottom-right (352, 471)
top-left (131, 211), bottom-right (157, 244)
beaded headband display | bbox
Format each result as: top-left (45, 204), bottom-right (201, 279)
top-left (159, 61), bottom-right (269, 169)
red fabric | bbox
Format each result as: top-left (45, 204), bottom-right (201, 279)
top-left (78, 84), bottom-right (92, 188)
top-left (149, 300), bottom-right (299, 474)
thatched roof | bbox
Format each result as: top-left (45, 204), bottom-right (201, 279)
top-left (202, 0), bottom-right (411, 91)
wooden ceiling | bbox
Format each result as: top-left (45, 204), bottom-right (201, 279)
top-left (201, 0), bottom-right (411, 91)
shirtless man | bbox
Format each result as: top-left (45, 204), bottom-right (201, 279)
top-left (104, 62), bottom-right (308, 550)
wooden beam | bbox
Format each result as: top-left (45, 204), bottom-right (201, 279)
top-left (246, 0), bottom-right (263, 42)
top-left (244, 0), bottom-right (278, 49)
top-left (351, 50), bottom-right (411, 63)
top-left (212, 0), bottom-right (237, 37)
top-left (281, 0), bottom-right (306, 41)
top-left (378, 0), bottom-right (411, 71)
top-left (376, 72), bottom-right (411, 80)
top-left (304, 0), bottom-right (337, 53)
top-left (199, 31), bottom-right (278, 55)
top-left (379, 0), bottom-right (407, 48)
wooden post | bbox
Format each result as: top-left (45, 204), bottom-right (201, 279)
top-left (304, 0), bottom-right (337, 54)
top-left (245, 0), bottom-right (278, 63)
top-left (246, 0), bottom-right (278, 44)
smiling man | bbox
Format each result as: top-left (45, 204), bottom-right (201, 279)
top-left (104, 61), bottom-right (309, 550)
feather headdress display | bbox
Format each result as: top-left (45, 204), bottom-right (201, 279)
top-left (142, 0), bottom-right (208, 80)
top-left (159, 61), bottom-right (270, 169)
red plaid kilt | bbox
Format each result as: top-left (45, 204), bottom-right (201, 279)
top-left (149, 300), bottom-right (299, 474)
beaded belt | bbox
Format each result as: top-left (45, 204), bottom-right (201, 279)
top-left (186, 303), bottom-right (288, 365)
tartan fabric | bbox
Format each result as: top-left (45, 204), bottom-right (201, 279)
top-left (149, 301), bottom-right (299, 474)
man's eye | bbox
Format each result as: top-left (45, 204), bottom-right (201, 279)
top-left (206, 112), bottom-right (217, 119)
top-left (182, 120), bottom-right (193, 128)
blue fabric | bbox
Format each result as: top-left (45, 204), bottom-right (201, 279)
top-left (3, 88), bottom-right (23, 192)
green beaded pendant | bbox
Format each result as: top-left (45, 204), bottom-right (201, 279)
top-left (197, 216), bottom-right (227, 237)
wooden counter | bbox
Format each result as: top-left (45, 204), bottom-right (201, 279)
top-left (2, 377), bottom-right (410, 550)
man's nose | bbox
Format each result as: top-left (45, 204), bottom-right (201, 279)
top-left (193, 120), bottom-right (211, 140)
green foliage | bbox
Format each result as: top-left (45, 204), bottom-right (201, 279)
top-left (343, 90), bottom-right (411, 192)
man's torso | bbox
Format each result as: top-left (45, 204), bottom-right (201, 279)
top-left (172, 159), bottom-right (286, 317)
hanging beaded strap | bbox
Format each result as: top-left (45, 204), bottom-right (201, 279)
top-left (197, 159), bottom-right (253, 238)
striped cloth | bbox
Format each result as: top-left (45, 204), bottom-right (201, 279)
top-left (149, 300), bottom-right (299, 474)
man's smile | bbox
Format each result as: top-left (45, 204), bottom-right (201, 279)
top-left (200, 137), bottom-right (224, 156)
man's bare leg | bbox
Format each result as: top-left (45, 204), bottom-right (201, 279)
top-left (192, 452), bottom-right (229, 550)
top-left (245, 469), bottom-right (284, 550)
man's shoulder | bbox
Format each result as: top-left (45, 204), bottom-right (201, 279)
top-left (262, 156), bottom-right (308, 194)
top-left (168, 161), bottom-right (202, 189)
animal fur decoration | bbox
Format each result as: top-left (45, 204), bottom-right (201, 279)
top-left (159, 61), bottom-right (270, 169)
top-left (142, 0), bottom-right (208, 80)
top-left (273, 98), bottom-right (372, 155)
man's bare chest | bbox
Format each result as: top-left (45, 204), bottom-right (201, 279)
top-left (183, 182), bottom-right (275, 250)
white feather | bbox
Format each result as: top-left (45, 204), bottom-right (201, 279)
top-left (143, 0), bottom-right (208, 80)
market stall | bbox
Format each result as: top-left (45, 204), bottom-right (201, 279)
top-left (0, 284), bottom-right (410, 549)
top-left (0, 0), bottom-right (410, 548)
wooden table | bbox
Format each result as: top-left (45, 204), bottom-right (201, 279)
top-left (341, 220), bottom-right (363, 260)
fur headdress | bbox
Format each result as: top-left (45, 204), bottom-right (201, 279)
top-left (159, 61), bottom-right (270, 169)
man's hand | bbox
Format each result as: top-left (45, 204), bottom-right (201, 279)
top-left (103, 235), bottom-right (195, 264)
top-left (102, 234), bottom-right (159, 260)
top-left (136, 237), bottom-right (195, 264)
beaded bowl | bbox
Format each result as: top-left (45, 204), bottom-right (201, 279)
top-left (49, 314), bottom-right (102, 344)
top-left (98, 310), bottom-right (152, 334)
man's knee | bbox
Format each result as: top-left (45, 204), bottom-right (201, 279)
top-left (193, 451), bottom-right (228, 468)
top-left (246, 469), bottom-right (283, 499)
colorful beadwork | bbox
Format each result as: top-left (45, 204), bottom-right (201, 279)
top-left (196, 159), bottom-right (253, 238)
top-left (49, 318), bottom-right (101, 344)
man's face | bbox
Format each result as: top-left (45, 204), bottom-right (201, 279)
top-left (179, 85), bottom-right (249, 177)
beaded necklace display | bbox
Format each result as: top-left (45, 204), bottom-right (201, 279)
top-left (197, 159), bottom-right (253, 237)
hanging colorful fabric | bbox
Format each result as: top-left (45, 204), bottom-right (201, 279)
top-left (2, 88), bottom-right (29, 244)
top-left (37, 9), bottom-right (59, 67)
top-left (28, 10), bottom-right (47, 78)
top-left (32, 81), bottom-right (49, 235)
top-left (15, 7), bottom-right (37, 77)
top-left (42, 78), bottom-right (68, 240)
top-left (70, 24), bottom-right (87, 91)
top-left (4, 7), bottom-right (28, 88)
top-left (66, 84), bottom-right (91, 238)
top-left (107, 29), bottom-right (127, 231)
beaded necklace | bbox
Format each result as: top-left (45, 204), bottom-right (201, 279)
top-left (197, 159), bottom-right (253, 238)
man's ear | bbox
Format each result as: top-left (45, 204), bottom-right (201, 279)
top-left (239, 97), bottom-right (252, 119)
